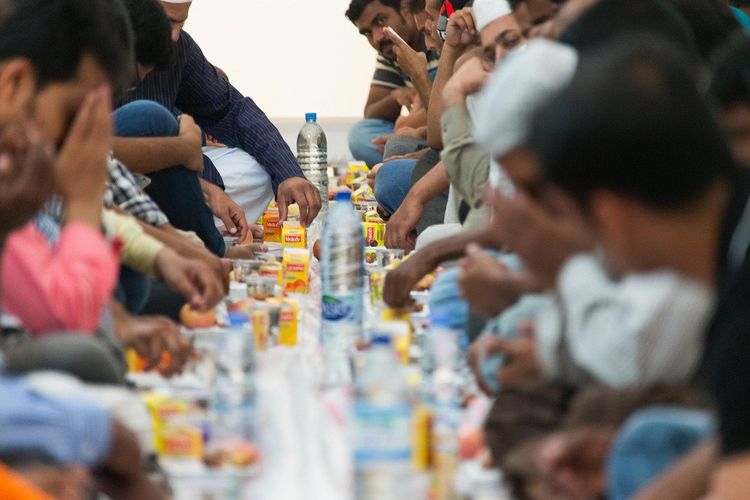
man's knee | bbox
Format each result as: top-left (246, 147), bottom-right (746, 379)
top-left (348, 119), bottom-right (393, 167)
top-left (114, 100), bottom-right (179, 138)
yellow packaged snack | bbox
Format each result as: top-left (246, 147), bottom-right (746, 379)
top-left (252, 308), bottom-right (271, 351)
top-left (364, 210), bottom-right (383, 223)
top-left (278, 300), bottom-right (299, 346)
top-left (282, 248), bottom-right (310, 294)
top-left (160, 418), bottom-right (203, 458)
top-left (345, 161), bottom-right (369, 187)
top-left (260, 260), bottom-right (283, 285)
top-left (142, 393), bottom-right (188, 454)
top-left (363, 222), bottom-right (385, 247)
top-left (263, 207), bottom-right (282, 243)
top-left (281, 221), bottom-right (306, 248)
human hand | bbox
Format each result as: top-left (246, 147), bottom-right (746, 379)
top-left (115, 314), bottom-right (193, 377)
top-left (445, 8), bottom-right (479, 50)
top-left (368, 163), bottom-right (383, 190)
top-left (443, 57), bottom-right (490, 106)
top-left (154, 248), bottom-right (225, 311)
top-left (383, 251), bottom-right (433, 307)
top-left (470, 325), bottom-right (540, 390)
top-left (486, 187), bottom-right (594, 287)
top-left (277, 176), bottom-right (322, 227)
top-left (385, 194), bottom-right (423, 250)
top-left (178, 114), bottom-right (204, 172)
top-left (0, 122), bottom-right (55, 239)
top-left (384, 26), bottom-right (429, 83)
top-left (56, 85), bottom-right (112, 217)
top-left (224, 243), bottom-right (268, 260)
top-left (372, 134), bottom-right (395, 155)
top-left (391, 87), bottom-right (418, 108)
top-left (537, 429), bottom-right (614, 500)
top-left (458, 244), bottom-right (522, 317)
top-left (202, 180), bottom-right (249, 241)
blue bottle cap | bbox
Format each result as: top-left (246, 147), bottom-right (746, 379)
top-left (335, 190), bottom-right (352, 202)
top-left (228, 311), bottom-right (249, 327)
top-left (371, 335), bottom-right (391, 346)
top-left (305, 112), bottom-right (317, 122)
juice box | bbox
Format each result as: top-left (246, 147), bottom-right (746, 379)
top-left (282, 248), bottom-right (310, 294)
top-left (263, 207), bottom-right (282, 243)
top-left (363, 222), bottom-right (385, 247)
top-left (281, 221), bottom-right (306, 248)
top-left (278, 300), bottom-right (299, 346)
top-left (252, 308), bottom-right (271, 351)
top-left (260, 260), bottom-right (283, 285)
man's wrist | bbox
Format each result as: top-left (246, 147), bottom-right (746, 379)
top-left (64, 197), bottom-right (104, 230)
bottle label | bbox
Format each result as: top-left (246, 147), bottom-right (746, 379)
top-left (322, 293), bottom-right (362, 323)
top-left (354, 403), bottom-right (412, 462)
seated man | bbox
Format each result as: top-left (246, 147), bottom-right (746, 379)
top-left (346, 0), bottom-right (441, 166)
top-left (117, 0), bottom-right (321, 231)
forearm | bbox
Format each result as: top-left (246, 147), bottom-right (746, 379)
top-left (427, 46), bottom-right (462, 150)
top-left (64, 196), bottom-right (104, 231)
top-left (411, 74), bottom-right (433, 113)
top-left (112, 137), bottom-right (188, 174)
top-left (139, 220), bottom-right (207, 261)
top-left (365, 93), bottom-right (402, 121)
top-left (406, 161), bottom-right (450, 207)
top-left (636, 439), bottom-right (715, 500)
top-left (441, 104), bottom-right (490, 208)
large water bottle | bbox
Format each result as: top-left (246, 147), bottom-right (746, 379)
top-left (212, 312), bottom-right (256, 444)
top-left (430, 315), bottom-right (462, 500)
top-left (297, 112), bottom-right (329, 217)
top-left (320, 191), bottom-right (364, 383)
top-left (354, 335), bottom-right (413, 500)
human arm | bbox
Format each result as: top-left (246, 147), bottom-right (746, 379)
top-left (440, 58), bottom-right (492, 207)
top-left (1, 222), bottom-right (118, 334)
top-left (382, 225), bottom-right (499, 307)
top-left (199, 179), bottom-right (249, 241)
top-left (364, 84), bottom-right (404, 121)
top-left (427, 7), bottom-right (479, 150)
top-left (384, 161), bottom-right (451, 250)
top-left (111, 115), bottom-right (204, 174)
top-left (383, 27), bottom-right (433, 109)
top-left (636, 439), bottom-right (715, 500)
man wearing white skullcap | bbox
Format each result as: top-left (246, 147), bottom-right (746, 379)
top-left (160, 0), bottom-right (193, 43)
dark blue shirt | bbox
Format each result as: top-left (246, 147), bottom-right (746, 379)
top-left (120, 31), bottom-right (304, 194)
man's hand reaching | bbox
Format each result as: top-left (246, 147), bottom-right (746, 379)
top-left (277, 177), bottom-right (322, 227)
top-left (200, 179), bottom-right (249, 242)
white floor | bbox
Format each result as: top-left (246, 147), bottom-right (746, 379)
top-left (273, 117), bottom-right (358, 166)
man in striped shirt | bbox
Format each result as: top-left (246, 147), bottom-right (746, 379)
top-left (346, 0), bottom-right (441, 166)
top-left (116, 0), bottom-right (321, 232)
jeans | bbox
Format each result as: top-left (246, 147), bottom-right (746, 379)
top-left (348, 119), bottom-right (394, 167)
top-left (115, 266), bottom-right (151, 315)
top-left (113, 100), bottom-right (226, 256)
top-left (374, 159), bottom-right (417, 214)
top-left (607, 407), bottom-right (715, 500)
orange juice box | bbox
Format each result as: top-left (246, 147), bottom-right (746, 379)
top-left (278, 300), bottom-right (299, 346)
top-left (282, 248), bottom-right (310, 294)
top-left (263, 207), bottom-right (282, 243)
top-left (281, 221), bottom-right (306, 248)
top-left (363, 222), bottom-right (386, 247)
top-left (252, 308), bottom-right (271, 351)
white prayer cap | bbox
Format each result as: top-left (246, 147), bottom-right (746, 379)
top-left (473, 39), bottom-right (578, 158)
top-left (472, 0), bottom-right (512, 33)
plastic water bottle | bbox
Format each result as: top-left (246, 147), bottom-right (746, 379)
top-left (429, 315), bottom-right (462, 500)
top-left (297, 112), bottom-right (329, 218)
top-left (212, 312), bottom-right (256, 444)
top-left (320, 191), bottom-right (365, 383)
top-left (354, 335), bottom-right (413, 500)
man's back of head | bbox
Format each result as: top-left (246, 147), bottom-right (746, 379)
top-left (559, 0), bottom-right (697, 57)
top-left (0, 0), bottom-right (133, 94)
top-left (121, 0), bottom-right (174, 71)
top-left (528, 36), bottom-right (738, 210)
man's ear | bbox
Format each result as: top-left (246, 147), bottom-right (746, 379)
top-left (0, 59), bottom-right (36, 121)
top-left (590, 190), bottom-right (632, 260)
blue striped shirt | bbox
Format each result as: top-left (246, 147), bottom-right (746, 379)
top-left (119, 31), bottom-right (303, 195)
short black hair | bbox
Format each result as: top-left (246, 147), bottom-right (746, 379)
top-left (121, 0), bottom-right (174, 71)
top-left (346, 0), bottom-right (402, 24)
top-left (406, 0), bottom-right (426, 14)
top-left (528, 36), bottom-right (738, 210)
top-left (664, 0), bottom-right (741, 60)
top-left (0, 0), bottom-right (133, 93)
top-left (711, 32), bottom-right (750, 108)
top-left (508, 0), bottom-right (524, 9)
top-left (559, 0), bottom-right (697, 57)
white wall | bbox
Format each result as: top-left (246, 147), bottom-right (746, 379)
top-left (187, 0), bottom-right (377, 120)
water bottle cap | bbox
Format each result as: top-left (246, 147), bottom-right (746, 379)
top-left (335, 190), bottom-right (352, 202)
top-left (371, 335), bottom-right (391, 346)
top-left (228, 311), bottom-right (249, 327)
top-left (305, 112), bottom-right (317, 122)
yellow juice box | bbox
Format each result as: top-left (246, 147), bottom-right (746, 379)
top-left (363, 222), bottom-right (386, 247)
top-left (281, 221), bottom-right (306, 248)
top-left (282, 248), bottom-right (310, 294)
top-left (252, 308), bottom-right (271, 351)
top-left (278, 300), bottom-right (299, 346)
